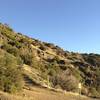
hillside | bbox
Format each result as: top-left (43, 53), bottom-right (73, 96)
top-left (0, 23), bottom-right (100, 99)
top-left (0, 86), bottom-right (97, 100)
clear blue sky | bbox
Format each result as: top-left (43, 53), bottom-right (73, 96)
top-left (0, 0), bottom-right (100, 54)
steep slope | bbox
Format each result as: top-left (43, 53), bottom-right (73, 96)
top-left (0, 23), bottom-right (100, 99)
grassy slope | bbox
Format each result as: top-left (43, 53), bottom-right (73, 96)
top-left (0, 23), bottom-right (100, 99)
top-left (0, 87), bottom-right (97, 100)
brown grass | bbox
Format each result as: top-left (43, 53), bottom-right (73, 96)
top-left (0, 86), bottom-right (97, 100)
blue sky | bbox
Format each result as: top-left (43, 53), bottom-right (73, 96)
top-left (0, 0), bottom-right (100, 54)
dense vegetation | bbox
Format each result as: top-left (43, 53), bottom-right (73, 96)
top-left (0, 49), bottom-right (23, 93)
top-left (0, 23), bottom-right (100, 98)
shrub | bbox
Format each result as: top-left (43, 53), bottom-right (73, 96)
top-left (1, 43), bottom-right (19, 56)
top-left (48, 68), bottom-right (56, 76)
top-left (20, 53), bottom-right (33, 65)
top-left (8, 40), bottom-right (22, 48)
top-left (19, 47), bottom-right (39, 69)
top-left (19, 47), bottom-right (33, 66)
top-left (4, 24), bottom-right (13, 32)
top-left (95, 69), bottom-right (100, 94)
top-left (39, 44), bottom-right (46, 51)
top-left (89, 88), bottom-right (99, 98)
top-left (57, 75), bottom-right (79, 92)
top-left (51, 70), bottom-right (79, 92)
top-left (0, 50), bottom-right (23, 93)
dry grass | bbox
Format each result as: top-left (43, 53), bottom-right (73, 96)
top-left (0, 86), bottom-right (97, 100)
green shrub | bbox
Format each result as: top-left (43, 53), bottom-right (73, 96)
top-left (48, 68), bottom-right (56, 76)
top-left (0, 50), bottom-right (23, 93)
top-left (19, 48), bottom-right (38, 68)
top-left (19, 47), bottom-right (32, 66)
top-left (20, 53), bottom-right (33, 65)
top-left (70, 67), bottom-right (82, 81)
top-left (89, 88), bottom-right (100, 98)
top-left (2, 43), bottom-right (19, 56)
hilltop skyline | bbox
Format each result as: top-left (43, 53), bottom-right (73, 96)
top-left (0, 0), bottom-right (100, 53)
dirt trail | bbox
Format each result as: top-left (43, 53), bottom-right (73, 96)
top-left (0, 86), bottom-right (97, 100)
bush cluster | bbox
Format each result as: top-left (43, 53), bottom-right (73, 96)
top-left (0, 50), bottom-right (23, 93)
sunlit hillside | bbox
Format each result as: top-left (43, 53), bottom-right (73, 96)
top-left (0, 23), bottom-right (100, 99)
